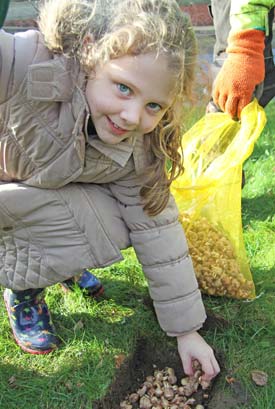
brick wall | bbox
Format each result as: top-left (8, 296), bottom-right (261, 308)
top-left (182, 4), bottom-right (212, 26)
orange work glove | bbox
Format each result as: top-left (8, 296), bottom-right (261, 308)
top-left (212, 29), bottom-right (265, 118)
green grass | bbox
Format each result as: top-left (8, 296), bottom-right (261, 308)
top-left (0, 250), bottom-right (166, 409)
top-left (1, 103), bottom-right (275, 408)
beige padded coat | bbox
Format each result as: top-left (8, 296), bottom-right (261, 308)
top-left (0, 29), bottom-right (206, 336)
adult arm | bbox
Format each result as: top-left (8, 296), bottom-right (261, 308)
top-left (212, 0), bottom-right (275, 118)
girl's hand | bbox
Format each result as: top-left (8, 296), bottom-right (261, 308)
top-left (177, 331), bottom-right (220, 381)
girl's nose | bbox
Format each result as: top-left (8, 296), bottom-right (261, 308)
top-left (120, 102), bottom-right (142, 126)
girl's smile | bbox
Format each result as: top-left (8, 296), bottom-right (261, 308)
top-left (85, 52), bottom-right (175, 145)
top-left (106, 116), bottom-right (129, 136)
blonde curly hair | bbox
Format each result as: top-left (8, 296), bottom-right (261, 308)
top-left (39, 0), bottom-right (197, 216)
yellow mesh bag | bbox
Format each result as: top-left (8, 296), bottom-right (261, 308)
top-left (171, 100), bottom-right (266, 299)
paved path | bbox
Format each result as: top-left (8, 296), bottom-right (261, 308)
top-left (6, 1), bottom-right (37, 21)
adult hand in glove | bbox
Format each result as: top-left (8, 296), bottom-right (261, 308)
top-left (212, 29), bottom-right (265, 119)
top-left (0, 0), bottom-right (10, 28)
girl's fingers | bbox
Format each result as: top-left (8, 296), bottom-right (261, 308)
top-left (199, 353), bottom-right (220, 381)
top-left (181, 354), bottom-right (194, 377)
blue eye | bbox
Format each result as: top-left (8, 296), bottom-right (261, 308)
top-left (147, 102), bottom-right (162, 113)
top-left (117, 83), bottom-right (131, 96)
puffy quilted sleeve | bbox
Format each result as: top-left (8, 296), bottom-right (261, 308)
top-left (0, 29), bottom-right (50, 103)
top-left (0, 29), bottom-right (14, 103)
top-left (109, 173), bottom-right (206, 336)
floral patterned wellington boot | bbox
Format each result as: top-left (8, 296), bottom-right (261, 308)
top-left (3, 288), bottom-right (60, 354)
top-left (61, 269), bottom-right (104, 297)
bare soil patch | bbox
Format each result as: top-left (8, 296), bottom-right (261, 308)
top-left (93, 310), bottom-right (250, 409)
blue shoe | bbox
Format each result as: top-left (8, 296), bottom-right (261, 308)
top-left (4, 288), bottom-right (60, 354)
top-left (61, 270), bottom-right (104, 298)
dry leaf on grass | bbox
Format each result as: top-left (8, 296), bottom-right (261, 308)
top-left (225, 375), bottom-right (236, 384)
top-left (76, 382), bottom-right (84, 388)
top-left (65, 381), bottom-right (73, 392)
top-left (115, 353), bottom-right (126, 368)
top-left (251, 370), bottom-right (268, 386)
top-left (73, 320), bottom-right (84, 331)
top-left (8, 375), bottom-right (17, 388)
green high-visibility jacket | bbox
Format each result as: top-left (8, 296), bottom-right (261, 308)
top-left (231, 0), bottom-right (275, 34)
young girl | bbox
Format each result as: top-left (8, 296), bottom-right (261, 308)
top-left (0, 0), bottom-right (220, 380)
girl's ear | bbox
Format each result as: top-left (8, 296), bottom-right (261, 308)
top-left (83, 33), bottom-right (94, 45)
top-left (83, 33), bottom-right (94, 53)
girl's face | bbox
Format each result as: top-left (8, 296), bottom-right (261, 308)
top-left (85, 52), bottom-right (175, 145)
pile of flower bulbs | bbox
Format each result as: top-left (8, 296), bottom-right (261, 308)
top-left (120, 361), bottom-right (210, 409)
